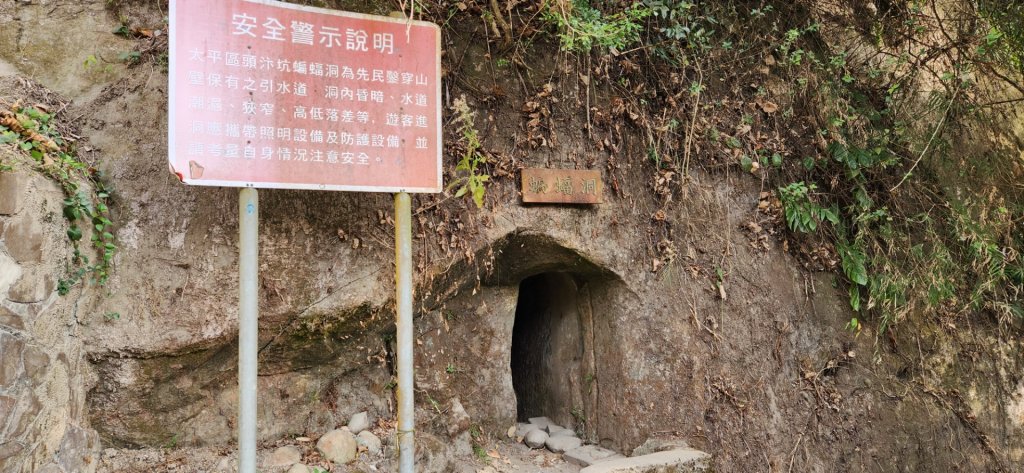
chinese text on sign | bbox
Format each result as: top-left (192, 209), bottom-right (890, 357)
top-left (169, 0), bottom-right (441, 192)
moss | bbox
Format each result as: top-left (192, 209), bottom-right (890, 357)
top-left (260, 303), bottom-right (382, 369)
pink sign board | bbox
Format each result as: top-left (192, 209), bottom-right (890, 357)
top-left (169, 0), bottom-right (442, 192)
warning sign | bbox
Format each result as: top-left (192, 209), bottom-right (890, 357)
top-left (169, 0), bottom-right (442, 192)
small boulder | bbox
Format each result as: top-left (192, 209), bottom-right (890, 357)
top-left (545, 435), bottom-right (582, 453)
top-left (528, 416), bottom-right (554, 430)
top-left (286, 464), bottom-right (311, 473)
top-left (524, 429), bottom-right (549, 449)
top-left (548, 426), bottom-right (576, 437)
top-left (356, 430), bottom-right (382, 455)
top-left (564, 445), bottom-right (623, 467)
top-left (347, 411), bottom-right (370, 434)
top-left (317, 429), bottom-right (357, 464)
top-left (265, 445), bottom-right (302, 468)
top-left (515, 422), bottom-right (538, 439)
top-left (215, 457), bottom-right (237, 473)
top-left (447, 398), bottom-right (471, 437)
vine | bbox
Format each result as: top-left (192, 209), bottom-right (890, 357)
top-left (0, 103), bottom-right (116, 295)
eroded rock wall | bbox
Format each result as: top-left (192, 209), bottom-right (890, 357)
top-left (0, 1), bottom-right (1021, 472)
top-left (0, 153), bottom-right (99, 473)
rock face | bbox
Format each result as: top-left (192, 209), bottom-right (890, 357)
top-left (0, 2), bottom-right (1021, 473)
top-left (316, 429), bottom-right (357, 465)
top-left (0, 144), bottom-right (98, 473)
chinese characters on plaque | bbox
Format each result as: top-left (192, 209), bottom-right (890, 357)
top-left (521, 169), bottom-right (603, 204)
top-left (169, 0), bottom-right (441, 192)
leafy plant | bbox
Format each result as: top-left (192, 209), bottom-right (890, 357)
top-left (543, 0), bottom-right (650, 53)
top-left (643, 0), bottom-right (713, 49)
top-left (0, 105), bottom-right (117, 294)
top-left (117, 50), bottom-right (142, 64)
top-left (447, 97), bottom-right (489, 208)
top-left (777, 182), bottom-right (839, 233)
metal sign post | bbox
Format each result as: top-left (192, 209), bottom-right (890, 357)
top-left (238, 187), bottom-right (259, 472)
top-left (394, 191), bottom-right (414, 472)
top-left (168, 2), bottom-right (441, 471)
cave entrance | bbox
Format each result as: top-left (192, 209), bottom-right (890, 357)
top-left (510, 272), bottom-right (586, 424)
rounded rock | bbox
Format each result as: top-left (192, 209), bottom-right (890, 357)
top-left (265, 445), bottom-right (302, 468)
top-left (545, 435), bottom-right (582, 453)
top-left (215, 457), bottom-right (237, 473)
top-left (524, 429), bottom-right (549, 449)
top-left (515, 422), bottom-right (539, 439)
top-left (356, 430), bottom-right (382, 455)
top-left (316, 429), bottom-right (357, 465)
top-left (347, 411), bottom-right (370, 434)
top-left (287, 464), bottom-right (312, 473)
top-left (549, 426), bottom-right (576, 437)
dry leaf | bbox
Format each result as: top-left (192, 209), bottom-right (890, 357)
top-left (759, 100), bottom-right (779, 113)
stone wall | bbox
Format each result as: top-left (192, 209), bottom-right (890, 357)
top-left (0, 163), bottom-right (99, 473)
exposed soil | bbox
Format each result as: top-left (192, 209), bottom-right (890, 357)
top-left (0, 1), bottom-right (1021, 473)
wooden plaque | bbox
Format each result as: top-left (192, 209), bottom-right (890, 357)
top-left (521, 168), bottom-right (602, 204)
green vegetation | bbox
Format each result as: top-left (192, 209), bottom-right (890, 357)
top-left (979, 0), bottom-right (1024, 73)
top-left (510, 0), bottom-right (1023, 336)
top-left (767, 3), bottom-right (1024, 333)
top-left (778, 182), bottom-right (838, 234)
top-left (448, 96), bottom-right (490, 208)
top-left (543, 0), bottom-right (650, 53)
top-left (0, 105), bottom-right (117, 295)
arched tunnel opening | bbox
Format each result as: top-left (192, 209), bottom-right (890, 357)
top-left (510, 272), bottom-right (585, 423)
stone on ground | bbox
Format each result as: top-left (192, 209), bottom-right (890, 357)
top-left (347, 411), bottom-right (370, 434)
top-left (528, 416), bottom-right (554, 430)
top-left (447, 397), bottom-right (471, 436)
top-left (286, 464), bottom-right (312, 473)
top-left (548, 426), bottom-right (576, 437)
top-left (544, 435), bottom-right (582, 453)
top-left (515, 422), bottom-right (538, 438)
top-left (215, 457), bottom-right (237, 473)
top-left (316, 429), bottom-right (357, 464)
top-left (356, 430), bottom-right (382, 455)
top-left (579, 448), bottom-right (712, 473)
top-left (631, 436), bottom-right (690, 457)
top-left (524, 429), bottom-right (548, 449)
top-left (564, 445), bottom-right (624, 467)
top-left (265, 445), bottom-right (302, 467)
